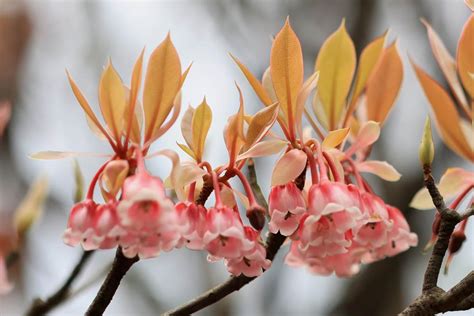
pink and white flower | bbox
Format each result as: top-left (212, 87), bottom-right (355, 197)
top-left (116, 170), bottom-right (179, 258)
top-left (175, 201), bottom-right (208, 250)
top-left (63, 199), bottom-right (97, 247)
top-left (225, 227), bottom-right (271, 277)
top-left (204, 205), bottom-right (253, 259)
top-left (268, 182), bottom-right (306, 236)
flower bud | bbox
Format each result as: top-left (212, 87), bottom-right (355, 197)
top-left (419, 117), bottom-right (434, 167)
top-left (246, 205), bottom-right (266, 231)
top-left (444, 229), bottom-right (466, 274)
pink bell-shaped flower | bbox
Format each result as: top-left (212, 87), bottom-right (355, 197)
top-left (63, 199), bottom-right (97, 247)
top-left (203, 205), bottom-right (252, 259)
top-left (175, 201), bottom-right (208, 250)
top-left (225, 227), bottom-right (271, 277)
top-left (268, 182), bottom-right (306, 236)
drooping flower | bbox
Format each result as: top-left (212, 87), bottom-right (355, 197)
top-left (268, 182), bottom-right (306, 236)
top-left (117, 151), bottom-right (179, 259)
top-left (203, 205), bottom-right (252, 259)
top-left (175, 201), bottom-right (208, 250)
top-left (63, 199), bottom-right (97, 247)
top-left (225, 227), bottom-right (271, 277)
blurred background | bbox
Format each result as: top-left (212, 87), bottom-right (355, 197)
top-left (0, 0), bottom-right (472, 315)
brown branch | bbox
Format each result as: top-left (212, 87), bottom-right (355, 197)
top-left (247, 159), bottom-right (268, 210)
top-left (85, 248), bottom-right (138, 316)
top-left (400, 166), bottom-right (473, 315)
top-left (163, 232), bottom-right (286, 315)
top-left (26, 251), bottom-right (94, 316)
top-left (163, 162), bottom-right (297, 315)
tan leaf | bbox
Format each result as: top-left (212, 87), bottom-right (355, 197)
top-left (271, 18), bottom-right (304, 132)
top-left (365, 42), bottom-right (403, 124)
top-left (143, 34), bottom-right (182, 142)
top-left (231, 54), bottom-right (273, 106)
top-left (315, 19), bottom-right (356, 130)
top-left (245, 102), bottom-right (279, 148)
top-left (13, 176), bottom-right (48, 236)
top-left (237, 139), bottom-right (288, 161)
top-left (343, 32), bottom-right (387, 127)
top-left (99, 61), bottom-right (127, 141)
top-left (457, 14), bottom-right (474, 98)
top-left (29, 151), bottom-right (111, 160)
top-left (412, 61), bottom-right (473, 161)
top-left (66, 71), bottom-right (111, 142)
top-left (322, 127), bottom-right (350, 149)
top-left (192, 98), bottom-right (212, 162)
top-left (181, 106), bottom-right (195, 150)
top-left (357, 160), bottom-right (401, 182)
top-left (422, 19), bottom-right (468, 110)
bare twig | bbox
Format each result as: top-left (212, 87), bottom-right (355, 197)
top-left (163, 163), bottom-right (294, 315)
top-left (85, 248), bottom-right (138, 316)
top-left (399, 166), bottom-right (473, 315)
top-left (26, 251), bottom-right (94, 316)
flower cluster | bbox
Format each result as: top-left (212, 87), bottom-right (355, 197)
top-left (34, 18), bottom-right (419, 281)
top-left (235, 19), bottom-right (418, 277)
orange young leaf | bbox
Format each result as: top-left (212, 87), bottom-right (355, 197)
top-left (231, 54), bottom-right (273, 106)
top-left (237, 139), bottom-right (288, 161)
top-left (245, 102), bottom-right (279, 148)
top-left (181, 106), bottom-right (195, 150)
top-left (143, 34), bottom-right (182, 142)
top-left (343, 31), bottom-right (387, 127)
top-left (315, 19), bottom-right (356, 130)
top-left (125, 49), bottom-right (145, 144)
top-left (270, 18), bottom-right (304, 134)
top-left (192, 98), bottom-right (212, 162)
top-left (365, 42), bottom-right (403, 124)
top-left (66, 71), bottom-right (112, 142)
top-left (457, 14), bottom-right (474, 99)
top-left (224, 86), bottom-right (246, 164)
top-left (422, 19), bottom-right (468, 111)
top-left (412, 62), bottom-right (473, 161)
top-left (322, 127), bottom-right (350, 149)
top-left (99, 61), bottom-right (127, 141)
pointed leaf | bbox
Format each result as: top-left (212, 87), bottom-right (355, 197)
top-left (410, 167), bottom-right (474, 209)
top-left (66, 71), bottom-right (111, 141)
top-left (177, 143), bottom-right (196, 160)
top-left (352, 32), bottom-right (387, 102)
top-left (315, 20), bottom-right (356, 130)
top-left (181, 106), bottom-right (195, 149)
top-left (295, 72), bottom-right (319, 139)
top-left (192, 99), bottom-right (212, 161)
top-left (412, 62), bottom-right (473, 161)
top-left (245, 102), bottom-right (279, 148)
top-left (457, 14), bottom-right (474, 98)
top-left (13, 176), bottom-right (48, 236)
top-left (271, 18), bottom-right (304, 127)
top-left (237, 139), bottom-right (288, 161)
top-left (271, 149), bottom-right (307, 186)
top-left (262, 67), bottom-right (278, 103)
top-left (29, 151), bottom-right (111, 160)
top-left (357, 160), bottom-right (401, 181)
top-left (125, 49), bottom-right (145, 144)
top-left (143, 34), bottom-right (182, 141)
top-left (231, 54), bottom-right (273, 106)
top-left (422, 19), bottom-right (468, 109)
top-left (322, 127), bottom-right (350, 149)
top-left (366, 42), bottom-right (403, 123)
top-left (346, 121), bottom-right (380, 156)
top-left (99, 61), bottom-right (127, 141)
top-left (224, 86), bottom-right (246, 163)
